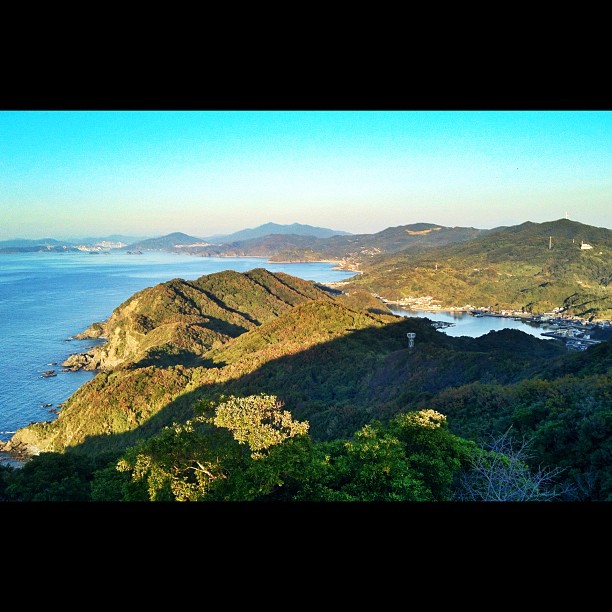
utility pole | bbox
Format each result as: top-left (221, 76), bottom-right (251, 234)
top-left (549, 236), bottom-right (552, 250)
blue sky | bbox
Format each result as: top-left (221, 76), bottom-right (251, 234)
top-left (0, 110), bottom-right (610, 239)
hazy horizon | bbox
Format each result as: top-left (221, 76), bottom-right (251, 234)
top-left (2, 216), bottom-right (611, 244)
top-left (1, 110), bottom-right (611, 240)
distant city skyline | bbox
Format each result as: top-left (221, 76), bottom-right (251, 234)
top-left (1, 110), bottom-right (610, 240)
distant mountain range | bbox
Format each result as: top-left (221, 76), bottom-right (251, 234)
top-left (164, 222), bottom-right (485, 263)
top-left (203, 222), bottom-right (352, 243)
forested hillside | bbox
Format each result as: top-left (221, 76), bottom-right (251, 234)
top-left (1, 267), bottom-right (610, 502)
top-left (348, 219), bottom-right (612, 317)
top-left (64, 268), bottom-right (335, 371)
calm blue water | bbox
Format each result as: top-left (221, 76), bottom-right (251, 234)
top-left (389, 308), bottom-right (560, 339)
top-left (0, 251), bottom-right (357, 442)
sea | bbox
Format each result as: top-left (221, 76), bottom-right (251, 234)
top-left (0, 250), bottom-right (561, 446)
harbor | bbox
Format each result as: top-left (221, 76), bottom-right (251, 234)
top-left (384, 297), bottom-right (611, 350)
top-left (468, 308), bottom-right (611, 350)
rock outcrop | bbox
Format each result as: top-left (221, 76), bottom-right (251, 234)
top-left (62, 353), bottom-right (97, 371)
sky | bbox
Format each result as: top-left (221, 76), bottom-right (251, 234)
top-left (0, 110), bottom-right (610, 240)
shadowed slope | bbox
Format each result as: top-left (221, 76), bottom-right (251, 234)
top-left (6, 302), bottom-right (568, 457)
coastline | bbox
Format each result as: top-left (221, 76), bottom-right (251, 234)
top-left (183, 250), bottom-right (364, 275)
top-left (268, 257), bottom-right (361, 271)
top-left (0, 445), bottom-right (30, 468)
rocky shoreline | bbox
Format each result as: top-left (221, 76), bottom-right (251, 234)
top-left (0, 330), bottom-right (109, 463)
top-left (59, 323), bottom-right (108, 372)
top-left (0, 440), bottom-right (34, 467)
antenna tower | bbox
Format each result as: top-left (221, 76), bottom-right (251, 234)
top-left (407, 332), bottom-right (416, 349)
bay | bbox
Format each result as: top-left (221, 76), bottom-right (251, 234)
top-left (389, 307), bottom-right (560, 339)
top-left (0, 250), bottom-right (357, 441)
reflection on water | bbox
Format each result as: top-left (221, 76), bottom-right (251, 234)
top-left (389, 308), bottom-right (558, 340)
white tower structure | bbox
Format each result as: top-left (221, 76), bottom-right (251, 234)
top-left (407, 332), bottom-right (416, 349)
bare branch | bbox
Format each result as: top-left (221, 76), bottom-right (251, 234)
top-left (455, 428), bottom-right (568, 502)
